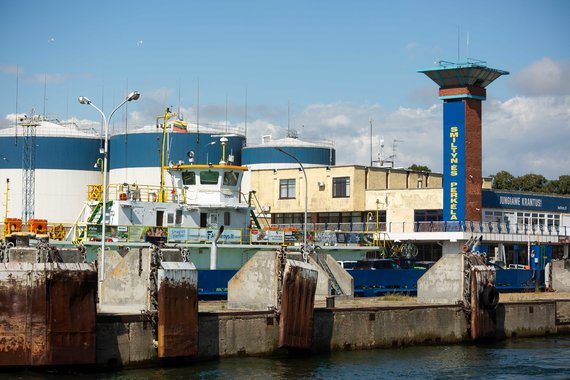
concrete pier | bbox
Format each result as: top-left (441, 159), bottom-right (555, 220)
top-left (94, 295), bottom-right (570, 369)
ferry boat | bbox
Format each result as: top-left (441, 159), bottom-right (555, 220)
top-left (78, 135), bottom-right (253, 247)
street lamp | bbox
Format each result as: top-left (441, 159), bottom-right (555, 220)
top-left (274, 147), bottom-right (307, 247)
top-left (79, 91), bottom-right (140, 281)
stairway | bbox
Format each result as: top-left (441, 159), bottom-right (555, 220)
top-left (315, 253), bottom-right (344, 296)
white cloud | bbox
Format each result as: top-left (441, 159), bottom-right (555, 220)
top-left (6, 88), bottom-right (567, 180)
top-left (0, 64), bottom-right (22, 75)
top-left (144, 87), bottom-right (174, 102)
top-left (510, 58), bottom-right (570, 96)
top-left (244, 96), bottom-right (570, 180)
top-left (405, 42), bottom-right (418, 50)
top-left (29, 72), bottom-right (93, 85)
top-left (483, 95), bottom-right (570, 178)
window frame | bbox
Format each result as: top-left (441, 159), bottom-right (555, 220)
top-left (279, 178), bottom-right (296, 199)
top-left (332, 176), bottom-right (350, 198)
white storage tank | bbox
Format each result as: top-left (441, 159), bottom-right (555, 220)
top-left (108, 123), bottom-right (246, 188)
top-left (0, 119), bottom-right (101, 224)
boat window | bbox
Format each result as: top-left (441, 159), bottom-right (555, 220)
top-left (200, 170), bottom-right (219, 185)
top-left (223, 171), bottom-right (239, 186)
top-left (182, 171), bottom-right (196, 185)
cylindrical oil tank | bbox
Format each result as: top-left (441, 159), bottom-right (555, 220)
top-left (240, 135), bottom-right (336, 195)
top-left (242, 136), bottom-right (336, 168)
top-left (0, 120), bottom-right (102, 224)
top-left (108, 125), bottom-right (246, 186)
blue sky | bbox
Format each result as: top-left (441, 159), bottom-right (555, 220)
top-left (1, 0), bottom-right (569, 178)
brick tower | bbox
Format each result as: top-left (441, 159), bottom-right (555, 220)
top-left (419, 61), bottom-right (508, 222)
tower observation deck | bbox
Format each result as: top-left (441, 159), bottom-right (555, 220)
top-left (418, 60), bottom-right (508, 222)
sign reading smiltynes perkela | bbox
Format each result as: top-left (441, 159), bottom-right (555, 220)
top-left (443, 101), bottom-right (466, 222)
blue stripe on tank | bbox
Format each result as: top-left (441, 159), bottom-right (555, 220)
top-left (0, 136), bottom-right (102, 170)
top-left (109, 133), bottom-right (245, 169)
top-left (242, 146), bottom-right (335, 165)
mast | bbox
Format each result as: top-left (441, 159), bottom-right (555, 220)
top-left (156, 107), bottom-right (176, 202)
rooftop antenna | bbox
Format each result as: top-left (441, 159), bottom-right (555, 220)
top-left (392, 138), bottom-right (404, 167)
top-left (196, 79), bottom-right (200, 144)
top-left (244, 88), bottom-right (248, 145)
top-left (287, 100), bottom-right (290, 136)
top-left (466, 31), bottom-right (470, 60)
top-left (457, 25), bottom-right (460, 62)
top-left (178, 80), bottom-right (182, 119)
top-left (378, 137), bottom-right (387, 166)
top-left (225, 94), bottom-right (228, 133)
top-left (369, 118), bottom-right (373, 166)
top-left (43, 73), bottom-right (47, 118)
top-left (14, 64), bottom-right (19, 144)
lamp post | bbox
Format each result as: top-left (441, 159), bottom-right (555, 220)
top-left (274, 147), bottom-right (307, 247)
top-left (79, 91), bottom-right (140, 281)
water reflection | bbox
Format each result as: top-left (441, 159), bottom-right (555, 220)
top-left (3, 337), bottom-right (570, 380)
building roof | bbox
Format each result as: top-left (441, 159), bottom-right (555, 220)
top-left (417, 61), bottom-right (509, 89)
top-left (0, 120), bottom-right (99, 138)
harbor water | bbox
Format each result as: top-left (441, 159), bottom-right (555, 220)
top-left (3, 336), bottom-right (570, 379)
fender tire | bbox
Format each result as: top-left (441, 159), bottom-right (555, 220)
top-left (481, 285), bottom-right (499, 310)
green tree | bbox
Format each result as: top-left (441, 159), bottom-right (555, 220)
top-left (491, 171), bottom-right (515, 190)
top-left (512, 173), bottom-right (548, 192)
top-left (551, 175), bottom-right (570, 194)
top-left (408, 164), bottom-right (431, 172)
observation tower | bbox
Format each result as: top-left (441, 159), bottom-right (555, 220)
top-left (418, 60), bottom-right (508, 222)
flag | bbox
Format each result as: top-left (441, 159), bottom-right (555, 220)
top-left (173, 120), bottom-right (188, 133)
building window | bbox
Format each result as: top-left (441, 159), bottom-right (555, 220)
top-left (279, 179), bottom-right (296, 199)
top-left (273, 213), bottom-right (304, 224)
top-left (414, 210), bottom-right (443, 222)
top-left (484, 210), bottom-right (560, 228)
top-left (223, 171), bottom-right (239, 186)
top-left (332, 177), bottom-right (350, 198)
top-left (317, 212), bottom-right (372, 224)
top-left (200, 170), bottom-right (219, 185)
top-left (224, 211), bottom-right (231, 225)
top-left (182, 171), bottom-right (196, 185)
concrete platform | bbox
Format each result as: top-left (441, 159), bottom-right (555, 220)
top-left (199, 292), bottom-right (570, 312)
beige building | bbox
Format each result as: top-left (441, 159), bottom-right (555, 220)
top-left (250, 165), bottom-right (454, 231)
top-left (248, 164), bottom-right (520, 261)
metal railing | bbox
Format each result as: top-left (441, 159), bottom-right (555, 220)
top-left (2, 220), bottom-right (568, 245)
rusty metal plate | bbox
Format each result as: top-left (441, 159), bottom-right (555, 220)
top-left (470, 266), bottom-right (497, 340)
top-left (42, 265), bottom-right (97, 365)
top-left (0, 263), bottom-right (97, 366)
top-left (0, 264), bottom-right (31, 366)
top-left (278, 260), bottom-right (318, 350)
top-left (157, 262), bottom-right (198, 358)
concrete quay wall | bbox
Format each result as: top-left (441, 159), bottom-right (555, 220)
top-left (95, 300), bottom-right (570, 368)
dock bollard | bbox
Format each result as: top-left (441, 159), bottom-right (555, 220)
top-left (326, 296), bottom-right (335, 308)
